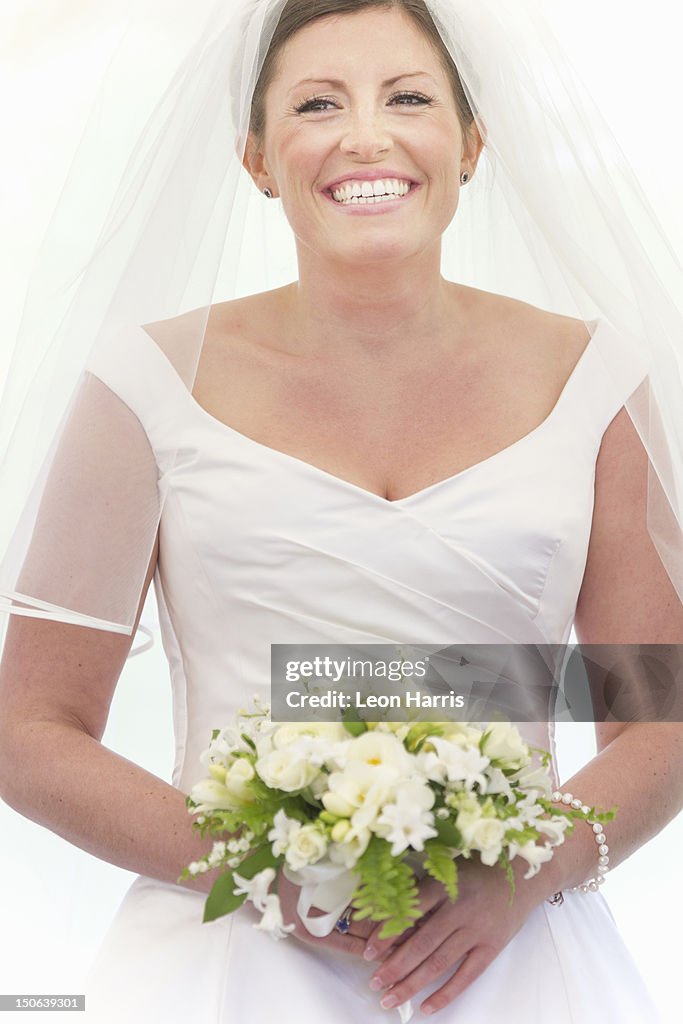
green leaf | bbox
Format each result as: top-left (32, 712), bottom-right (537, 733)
top-left (423, 841), bottom-right (459, 902)
top-left (203, 871), bottom-right (248, 922)
top-left (434, 817), bottom-right (463, 849)
top-left (234, 843), bottom-right (280, 879)
top-left (350, 837), bottom-right (421, 938)
top-left (342, 720), bottom-right (368, 736)
top-left (202, 844), bottom-right (280, 923)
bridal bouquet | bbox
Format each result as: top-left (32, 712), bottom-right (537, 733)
top-left (179, 698), bottom-right (613, 945)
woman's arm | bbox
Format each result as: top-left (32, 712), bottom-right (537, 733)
top-left (362, 400), bottom-right (683, 1016)
top-left (0, 533), bottom-right (216, 897)
top-left (0, 536), bottom-right (375, 958)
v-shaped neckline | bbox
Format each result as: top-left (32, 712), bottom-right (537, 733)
top-left (133, 319), bottom-right (603, 506)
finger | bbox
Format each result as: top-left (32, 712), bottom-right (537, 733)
top-left (363, 880), bottom-right (445, 962)
top-left (419, 946), bottom-right (494, 1016)
top-left (296, 924), bottom-right (369, 958)
top-left (374, 934), bottom-right (474, 1012)
top-left (368, 906), bottom-right (460, 994)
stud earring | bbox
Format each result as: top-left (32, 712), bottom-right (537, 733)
top-left (460, 171), bottom-right (470, 185)
top-left (263, 187), bottom-right (273, 198)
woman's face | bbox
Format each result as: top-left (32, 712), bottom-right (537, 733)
top-left (246, 7), bottom-right (479, 267)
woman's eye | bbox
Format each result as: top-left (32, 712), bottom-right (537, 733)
top-left (390, 92), bottom-right (433, 106)
top-left (295, 97), bottom-right (336, 113)
top-left (294, 91), bottom-right (433, 114)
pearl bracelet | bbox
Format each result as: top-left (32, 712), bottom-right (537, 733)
top-left (545, 789), bottom-right (610, 905)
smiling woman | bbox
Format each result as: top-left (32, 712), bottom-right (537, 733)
top-left (0, 2), bottom-right (682, 1023)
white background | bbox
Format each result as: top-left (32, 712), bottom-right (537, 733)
top-left (0, 2), bottom-right (681, 1021)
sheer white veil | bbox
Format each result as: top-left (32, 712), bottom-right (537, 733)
top-left (1, 0), bottom-right (682, 658)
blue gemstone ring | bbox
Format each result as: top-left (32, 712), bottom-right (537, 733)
top-left (334, 905), bottom-right (354, 935)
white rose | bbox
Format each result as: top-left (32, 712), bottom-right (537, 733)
top-left (255, 748), bottom-right (320, 792)
top-left (322, 760), bottom-right (396, 818)
top-left (482, 723), bottom-right (531, 770)
top-left (469, 817), bottom-right (507, 866)
top-left (273, 723), bottom-right (347, 748)
top-left (437, 723), bottom-right (485, 748)
top-left (284, 825), bottom-right (328, 871)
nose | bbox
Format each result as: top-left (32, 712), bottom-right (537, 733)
top-left (338, 106), bottom-right (392, 159)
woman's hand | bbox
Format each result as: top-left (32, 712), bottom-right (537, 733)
top-left (276, 868), bottom-right (375, 957)
top-left (362, 856), bottom-right (542, 1016)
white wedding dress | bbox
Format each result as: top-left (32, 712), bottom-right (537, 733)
top-left (81, 318), bottom-right (660, 1023)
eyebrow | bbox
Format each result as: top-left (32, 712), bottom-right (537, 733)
top-left (288, 71), bottom-right (437, 94)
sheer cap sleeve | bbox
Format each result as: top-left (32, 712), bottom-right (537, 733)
top-left (0, 326), bottom-right (175, 640)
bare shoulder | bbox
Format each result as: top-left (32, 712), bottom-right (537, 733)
top-left (142, 287), bottom-right (290, 369)
top-left (458, 285), bottom-right (592, 377)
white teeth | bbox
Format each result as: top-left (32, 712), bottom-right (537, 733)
top-left (330, 178), bottom-right (412, 204)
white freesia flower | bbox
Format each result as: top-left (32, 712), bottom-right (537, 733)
top-left (255, 893), bottom-right (296, 941)
top-left (268, 809), bottom-right (302, 857)
top-left (508, 839), bottom-right (554, 879)
top-left (509, 761), bottom-right (553, 797)
top-left (375, 782), bottom-right (438, 856)
top-left (255, 747), bottom-right (320, 792)
top-left (329, 823), bottom-right (372, 868)
top-left (483, 766), bottom-right (515, 800)
top-left (284, 825), bottom-right (328, 871)
top-left (189, 777), bottom-right (250, 813)
top-left (418, 736), bottom-right (490, 791)
top-left (345, 731), bottom-right (413, 776)
top-left (508, 796), bottom-right (570, 846)
top-left (222, 758), bottom-right (256, 801)
top-left (534, 816), bottom-right (570, 846)
top-left (482, 723), bottom-right (531, 770)
top-left (232, 866), bottom-right (276, 911)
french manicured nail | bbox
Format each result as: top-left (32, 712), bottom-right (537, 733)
top-left (369, 977), bottom-right (383, 991)
top-left (364, 945), bottom-right (377, 960)
top-left (381, 993), bottom-right (399, 1009)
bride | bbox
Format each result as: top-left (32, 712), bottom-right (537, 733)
top-left (0, 1), bottom-right (681, 1021)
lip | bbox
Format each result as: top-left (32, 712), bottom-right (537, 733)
top-left (322, 170), bottom-right (420, 193)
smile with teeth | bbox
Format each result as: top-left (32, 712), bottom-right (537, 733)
top-left (329, 178), bottom-right (413, 204)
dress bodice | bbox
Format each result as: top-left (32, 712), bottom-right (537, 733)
top-left (86, 317), bottom-right (650, 795)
